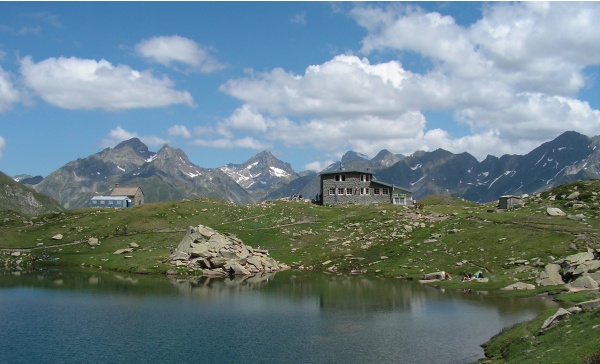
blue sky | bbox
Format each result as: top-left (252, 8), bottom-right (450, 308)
top-left (1, 2), bottom-right (600, 177)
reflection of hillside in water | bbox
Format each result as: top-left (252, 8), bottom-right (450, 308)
top-left (0, 268), bottom-right (177, 296)
top-left (1, 268), bottom-right (557, 316)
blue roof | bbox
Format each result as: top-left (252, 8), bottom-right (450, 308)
top-left (91, 196), bottom-right (130, 201)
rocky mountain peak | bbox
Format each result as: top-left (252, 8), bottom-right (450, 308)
top-left (114, 138), bottom-right (153, 159)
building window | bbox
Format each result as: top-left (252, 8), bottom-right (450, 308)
top-left (382, 188), bottom-right (389, 195)
top-left (335, 174), bottom-right (346, 182)
top-left (329, 188), bottom-right (335, 195)
top-left (374, 188), bottom-right (380, 195)
top-left (360, 188), bottom-right (369, 195)
top-left (337, 187), bottom-right (344, 195)
top-left (361, 175), bottom-right (370, 182)
top-left (100, 200), bottom-right (105, 205)
top-left (346, 188), bottom-right (353, 195)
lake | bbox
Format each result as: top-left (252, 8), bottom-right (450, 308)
top-left (0, 268), bottom-right (557, 364)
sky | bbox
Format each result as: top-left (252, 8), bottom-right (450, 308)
top-left (1, 2), bottom-right (600, 177)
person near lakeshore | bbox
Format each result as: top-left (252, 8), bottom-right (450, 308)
top-left (115, 227), bottom-right (119, 235)
top-left (123, 225), bottom-right (127, 235)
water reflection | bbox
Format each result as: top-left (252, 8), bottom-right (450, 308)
top-left (0, 268), bottom-right (558, 364)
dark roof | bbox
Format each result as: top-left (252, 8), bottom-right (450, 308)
top-left (110, 186), bottom-right (143, 197)
top-left (319, 169), bottom-right (373, 176)
top-left (370, 180), bottom-right (412, 193)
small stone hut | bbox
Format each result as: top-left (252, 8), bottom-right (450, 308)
top-left (498, 195), bottom-right (524, 210)
top-left (110, 185), bottom-right (145, 206)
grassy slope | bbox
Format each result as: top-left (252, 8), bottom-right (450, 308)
top-left (2, 181), bottom-right (600, 362)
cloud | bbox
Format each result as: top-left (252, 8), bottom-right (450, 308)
top-left (191, 136), bottom-right (269, 150)
top-left (0, 66), bottom-right (22, 113)
top-left (168, 125), bottom-right (192, 139)
top-left (135, 35), bottom-right (226, 73)
top-left (20, 56), bottom-right (194, 111)
top-left (101, 126), bottom-right (168, 148)
top-left (291, 12), bottom-right (307, 25)
top-left (0, 135), bottom-right (5, 159)
top-left (304, 159), bottom-right (334, 172)
top-left (215, 2), bottom-right (600, 161)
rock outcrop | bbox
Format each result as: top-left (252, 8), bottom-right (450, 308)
top-left (536, 249), bottom-right (600, 291)
top-left (170, 224), bottom-right (290, 277)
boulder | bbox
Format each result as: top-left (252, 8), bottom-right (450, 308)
top-left (577, 298), bottom-right (600, 311)
top-left (189, 243), bottom-right (209, 258)
top-left (541, 308), bottom-right (570, 331)
top-left (422, 271), bottom-right (445, 280)
top-left (566, 275), bottom-right (599, 291)
top-left (546, 207), bottom-right (566, 216)
top-left (536, 264), bottom-right (565, 286)
top-left (571, 260), bottom-right (600, 275)
top-left (88, 238), bottom-right (100, 247)
top-left (11, 251), bottom-right (21, 257)
top-left (52, 234), bottom-right (63, 240)
top-left (128, 242), bottom-right (139, 248)
top-left (563, 251), bottom-right (595, 266)
top-left (567, 214), bottom-right (586, 221)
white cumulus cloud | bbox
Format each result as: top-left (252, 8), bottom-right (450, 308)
top-left (20, 56), bottom-right (195, 111)
top-left (168, 125), bottom-right (192, 139)
top-left (0, 66), bottom-right (22, 113)
top-left (215, 2), bottom-right (600, 161)
top-left (135, 35), bottom-right (226, 73)
top-left (101, 126), bottom-right (168, 148)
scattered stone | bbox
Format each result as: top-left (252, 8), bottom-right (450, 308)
top-left (11, 251), bottom-right (21, 257)
top-left (128, 242), bottom-right (139, 248)
top-left (567, 214), bottom-right (586, 221)
top-left (113, 248), bottom-right (133, 255)
top-left (501, 282), bottom-right (535, 290)
top-left (88, 238), bottom-right (100, 247)
top-left (52, 234), bottom-right (63, 240)
top-left (546, 207), bottom-right (566, 216)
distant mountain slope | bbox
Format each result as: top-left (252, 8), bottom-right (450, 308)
top-left (34, 139), bottom-right (254, 209)
top-left (0, 171), bottom-right (64, 216)
top-left (14, 174), bottom-right (44, 186)
top-left (220, 151), bottom-right (298, 200)
top-left (27, 130), bottom-right (600, 207)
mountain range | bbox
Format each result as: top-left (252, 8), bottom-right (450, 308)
top-left (7, 130), bottom-right (600, 213)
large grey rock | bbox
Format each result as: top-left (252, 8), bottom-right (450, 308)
top-left (87, 238), bottom-right (100, 246)
top-left (567, 275), bottom-right (599, 291)
top-left (563, 252), bottom-right (595, 266)
top-left (578, 299), bottom-right (600, 311)
top-left (541, 308), bottom-right (571, 331)
top-left (572, 260), bottom-right (600, 275)
top-left (189, 243), bottom-right (209, 258)
top-left (422, 271), bottom-right (445, 280)
top-left (536, 264), bottom-right (565, 286)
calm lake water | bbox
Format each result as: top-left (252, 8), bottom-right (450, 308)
top-left (0, 268), bottom-right (557, 364)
